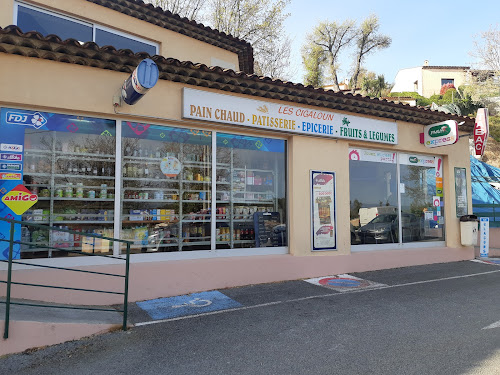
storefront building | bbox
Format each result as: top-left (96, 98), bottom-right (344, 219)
top-left (0, 0), bottom-right (476, 305)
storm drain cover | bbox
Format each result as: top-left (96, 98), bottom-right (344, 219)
top-left (305, 274), bottom-right (386, 292)
top-left (137, 291), bottom-right (242, 320)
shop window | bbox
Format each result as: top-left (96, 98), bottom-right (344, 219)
top-left (15, 2), bottom-right (158, 54)
top-left (121, 123), bottom-right (211, 254)
top-left (120, 126), bottom-right (288, 254)
top-left (349, 148), bottom-right (445, 246)
top-left (0, 108), bottom-right (116, 258)
top-left (349, 149), bottom-right (398, 245)
top-left (216, 134), bottom-right (287, 249)
top-left (399, 154), bottom-right (444, 242)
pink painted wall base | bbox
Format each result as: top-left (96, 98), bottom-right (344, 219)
top-left (1, 247), bottom-right (474, 306)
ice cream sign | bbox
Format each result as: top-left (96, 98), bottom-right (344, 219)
top-left (1, 185), bottom-right (38, 215)
top-left (423, 120), bottom-right (458, 148)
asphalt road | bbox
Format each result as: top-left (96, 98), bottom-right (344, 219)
top-left (1, 260), bottom-right (500, 375)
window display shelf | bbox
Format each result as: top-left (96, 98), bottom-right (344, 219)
top-left (233, 200), bottom-right (274, 204)
top-left (52, 221), bottom-right (113, 224)
top-left (182, 180), bottom-right (211, 184)
top-left (122, 220), bottom-right (178, 225)
top-left (123, 199), bottom-right (179, 203)
top-left (51, 197), bottom-right (114, 202)
top-left (122, 177), bottom-right (178, 182)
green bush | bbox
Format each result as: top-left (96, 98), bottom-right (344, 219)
top-left (442, 89), bottom-right (458, 103)
top-left (490, 116), bottom-right (500, 142)
top-left (388, 92), bottom-right (431, 106)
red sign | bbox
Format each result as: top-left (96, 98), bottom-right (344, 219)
top-left (474, 108), bottom-right (489, 158)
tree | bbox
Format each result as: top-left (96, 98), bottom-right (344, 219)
top-left (301, 43), bottom-right (326, 87)
top-left (350, 15), bottom-right (391, 92)
top-left (301, 20), bottom-right (356, 90)
top-left (208, 0), bottom-right (291, 79)
top-left (361, 74), bottom-right (389, 97)
top-left (146, 0), bottom-right (292, 79)
top-left (145, 0), bottom-right (205, 20)
top-left (471, 25), bottom-right (500, 71)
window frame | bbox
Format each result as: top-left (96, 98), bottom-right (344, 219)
top-left (441, 78), bottom-right (455, 86)
top-left (349, 148), bottom-right (446, 252)
top-left (14, 1), bottom-right (159, 55)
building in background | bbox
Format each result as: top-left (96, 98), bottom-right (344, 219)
top-left (391, 60), bottom-right (469, 97)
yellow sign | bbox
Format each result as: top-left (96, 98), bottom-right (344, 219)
top-left (1, 184), bottom-right (38, 215)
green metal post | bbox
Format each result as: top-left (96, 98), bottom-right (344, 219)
top-left (122, 242), bottom-right (131, 331)
top-left (4, 221), bottom-right (15, 339)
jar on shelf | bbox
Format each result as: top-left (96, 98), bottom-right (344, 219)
top-left (64, 184), bottom-right (73, 198)
top-left (76, 183), bottom-right (84, 198)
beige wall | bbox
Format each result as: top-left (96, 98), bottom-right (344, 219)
top-left (0, 0), bottom-right (240, 69)
top-left (422, 69), bottom-right (467, 97)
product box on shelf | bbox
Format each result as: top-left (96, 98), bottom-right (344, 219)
top-left (129, 209), bottom-right (143, 221)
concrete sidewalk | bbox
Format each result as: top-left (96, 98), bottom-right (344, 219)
top-left (0, 298), bottom-right (123, 356)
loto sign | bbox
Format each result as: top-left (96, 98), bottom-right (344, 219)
top-left (474, 108), bottom-right (489, 159)
top-left (422, 120), bottom-right (458, 148)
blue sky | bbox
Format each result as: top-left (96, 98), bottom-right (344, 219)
top-left (284, 0), bottom-right (500, 85)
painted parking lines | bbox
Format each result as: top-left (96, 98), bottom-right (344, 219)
top-left (305, 274), bottom-right (387, 292)
top-left (135, 265), bottom-right (500, 327)
top-left (472, 258), bottom-right (500, 266)
top-left (136, 291), bottom-right (242, 320)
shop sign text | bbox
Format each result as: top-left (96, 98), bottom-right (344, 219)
top-left (423, 120), bottom-right (458, 148)
top-left (183, 88), bottom-right (398, 145)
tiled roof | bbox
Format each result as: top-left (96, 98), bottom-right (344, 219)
top-left (422, 66), bottom-right (470, 70)
top-left (86, 0), bottom-right (254, 74)
top-left (0, 25), bottom-right (475, 130)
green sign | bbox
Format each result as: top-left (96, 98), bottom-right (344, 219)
top-left (428, 124), bottom-right (451, 138)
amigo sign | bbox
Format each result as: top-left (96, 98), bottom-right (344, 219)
top-left (2, 184), bottom-right (38, 215)
top-left (423, 120), bottom-right (458, 148)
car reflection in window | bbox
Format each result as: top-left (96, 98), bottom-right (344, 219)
top-left (357, 213), bottom-right (425, 244)
top-left (358, 214), bottom-right (397, 244)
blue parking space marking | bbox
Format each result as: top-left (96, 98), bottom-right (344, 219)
top-left (323, 278), bottom-right (363, 287)
top-left (484, 259), bottom-right (500, 265)
top-left (136, 291), bottom-right (243, 320)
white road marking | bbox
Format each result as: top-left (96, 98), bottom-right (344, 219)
top-left (135, 267), bottom-right (500, 327)
top-left (482, 320), bottom-right (500, 330)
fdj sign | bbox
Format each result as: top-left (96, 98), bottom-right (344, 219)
top-left (423, 120), bottom-right (458, 148)
top-left (5, 111), bottom-right (47, 129)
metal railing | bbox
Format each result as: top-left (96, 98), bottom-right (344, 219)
top-left (0, 217), bottom-right (132, 339)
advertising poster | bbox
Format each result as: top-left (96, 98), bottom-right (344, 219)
top-left (455, 168), bottom-right (468, 217)
top-left (311, 171), bottom-right (336, 251)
